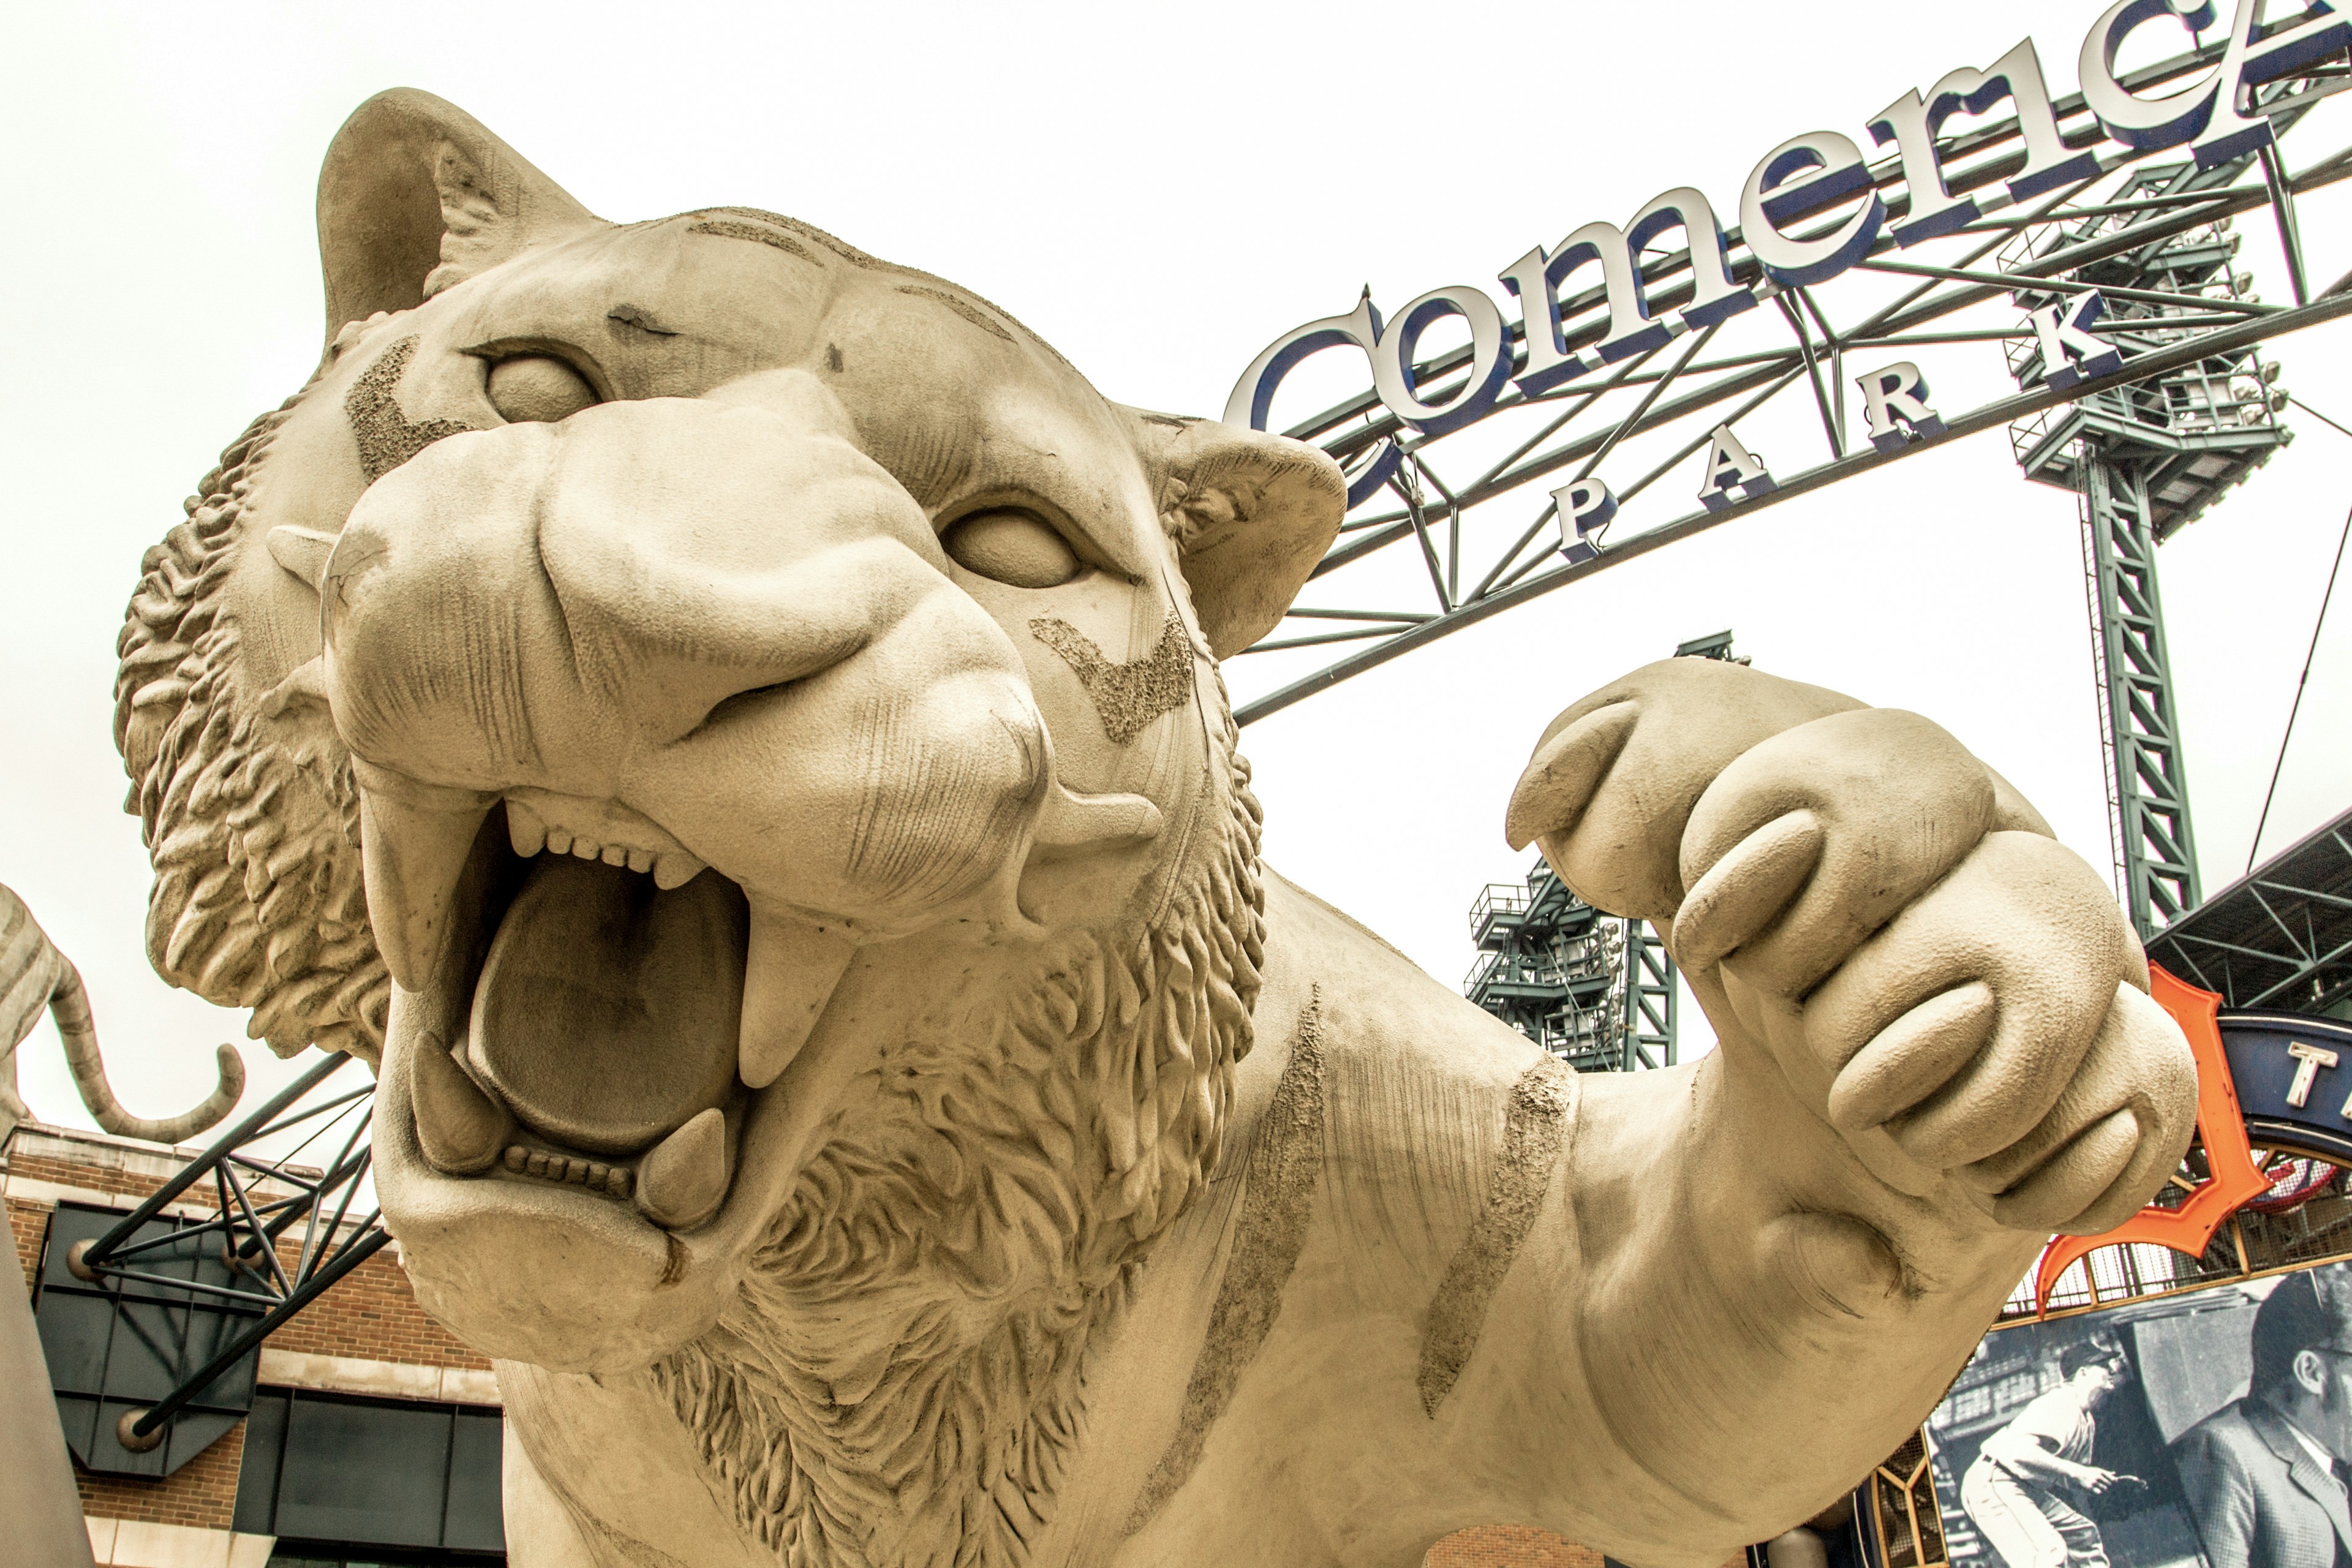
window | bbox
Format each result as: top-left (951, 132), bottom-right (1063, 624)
top-left (36, 1200), bottom-right (259, 1477)
top-left (235, 1387), bottom-right (503, 1560)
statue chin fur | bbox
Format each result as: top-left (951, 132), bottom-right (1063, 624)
top-left (110, 86), bottom-right (2203, 1568)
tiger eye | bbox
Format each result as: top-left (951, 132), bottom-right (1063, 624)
top-left (941, 509), bottom-right (1081, 589)
top-left (487, 355), bottom-right (600, 423)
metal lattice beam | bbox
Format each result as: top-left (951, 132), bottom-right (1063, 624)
top-left (1236, 284), bottom-right (2352, 724)
top-left (1621, 925), bottom-right (1678, 1073)
top-left (64, 1053), bottom-right (385, 1454)
top-left (2148, 807), bottom-right (2352, 1012)
top-left (1229, 40), bottom-right (2352, 728)
top-left (2082, 463), bottom-right (2203, 932)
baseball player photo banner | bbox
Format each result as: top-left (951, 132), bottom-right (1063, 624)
top-left (1926, 1259), bottom-right (2352, 1568)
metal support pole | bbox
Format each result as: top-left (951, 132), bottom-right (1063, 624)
top-left (2261, 141), bottom-right (2312, 306)
top-left (123, 1218), bottom-right (393, 1442)
top-left (77, 1051), bottom-right (351, 1271)
top-left (2081, 460), bottom-right (2203, 935)
top-left (1620, 921), bottom-right (1679, 1071)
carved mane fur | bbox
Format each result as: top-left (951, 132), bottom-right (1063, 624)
top-left (115, 374), bottom-right (391, 1063)
top-left (654, 710), bottom-right (1263, 1564)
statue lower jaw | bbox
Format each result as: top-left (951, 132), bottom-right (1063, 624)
top-left (375, 1019), bottom-right (737, 1372)
top-left (375, 968), bottom-right (894, 1374)
top-left (364, 796), bottom-right (1023, 1373)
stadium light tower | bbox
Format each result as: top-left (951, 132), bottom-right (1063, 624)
top-left (2006, 154), bottom-right (2297, 937)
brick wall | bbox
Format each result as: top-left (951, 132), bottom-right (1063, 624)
top-left (258, 1251), bottom-right (489, 1371)
top-left (10, 1129), bottom-right (487, 1373)
top-left (75, 1422), bottom-right (246, 1533)
top-left (13, 1193), bottom-right (44, 1292)
top-left (1430, 1526), bottom-right (1606, 1566)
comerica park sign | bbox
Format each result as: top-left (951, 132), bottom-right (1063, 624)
top-left (1226, 0), bottom-right (2349, 536)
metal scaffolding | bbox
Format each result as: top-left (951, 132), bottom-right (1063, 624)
top-left (1466, 861), bottom-right (1676, 1073)
top-left (45, 1053), bottom-right (384, 1468)
top-left (1461, 636), bottom-right (1738, 1071)
top-left (2083, 465), bottom-right (2203, 933)
top-left (2147, 803), bottom-right (2352, 1014)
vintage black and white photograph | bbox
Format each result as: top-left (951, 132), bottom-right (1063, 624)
top-left (1930, 1261), bottom-right (2352, 1568)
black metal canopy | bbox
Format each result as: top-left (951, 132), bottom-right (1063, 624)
top-left (2147, 802), bottom-right (2352, 1012)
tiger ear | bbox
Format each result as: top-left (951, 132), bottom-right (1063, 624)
top-left (1135, 414), bottom-right (1346, 661)
top-left (317, 89), bottom-right (606, 343)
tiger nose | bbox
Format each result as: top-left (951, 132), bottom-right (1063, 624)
top-left (524, 405), bottom-right (956, 744)
top-left (318, 391), bottom-right (968, 792)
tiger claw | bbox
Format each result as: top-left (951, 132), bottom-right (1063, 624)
top-left (1504, 701), bottom-right (1638, 852)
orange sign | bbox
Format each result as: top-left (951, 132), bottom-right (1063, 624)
top-left (2030, 966), bottom-right (2272, 1316)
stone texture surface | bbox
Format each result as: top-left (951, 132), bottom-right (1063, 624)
top-left (0, 883), bottom-right (241, 1148)
top-left (84, 1517), bottom-right (274, 1568)
top-left (1426, 1529), bottom-right (1746, 1568)
top-left (89, 86), bottom-right (2206, 1568)
top-left (1, 1196), bottom-right (96, 1566)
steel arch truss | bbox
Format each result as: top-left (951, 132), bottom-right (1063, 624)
top-left (2148, 805), bottom-right (2352, 1013)
top-left (1231, 40), bottom-right (2352, 728)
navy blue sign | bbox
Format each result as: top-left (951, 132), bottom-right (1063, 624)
top-left (2219, 1011), bottom-right (2352, 1166)
top-left (1228, 0), bottom-right (2352, 456)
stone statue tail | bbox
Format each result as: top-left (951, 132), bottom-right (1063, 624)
top-left (48, 961), bottom-right (244, 1145)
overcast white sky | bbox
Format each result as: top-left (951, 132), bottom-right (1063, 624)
top-left (6, 0), bottom-right (2351, 1136)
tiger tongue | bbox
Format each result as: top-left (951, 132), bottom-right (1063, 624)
top-left (467, 855), bottom-right (745, 1155)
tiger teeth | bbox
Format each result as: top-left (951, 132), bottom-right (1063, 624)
top-left (412, 1035), bottom-right (510, 1175)
top-left (355, 764), bottom-right (494, 991)
top-left (507, 799), bottom-right (548, 857)
top-left (634, 1109), bottom-right (730, 1230)
top-left (499, 791), bottom-right (703, 889)
top-left (501, 1143), bottom-right (633, 1199)
top-left (654, 852), bottom-right (707, 891)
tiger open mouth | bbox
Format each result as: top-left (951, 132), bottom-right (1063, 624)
top-left (359, 710), bottom-right (1170, 1371)
top-left (368, 798), bottom-right (864, 1370)
top-left (378, 764), bottom-right (1166, 1230)
top-left (388, 794), bottom-right (859, 1236)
